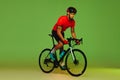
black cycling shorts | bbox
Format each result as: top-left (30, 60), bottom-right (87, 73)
top-left (52, 30), bottom-right (64, 42)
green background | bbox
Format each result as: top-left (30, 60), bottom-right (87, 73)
top-left (0, 0), bottom-right (120, 69)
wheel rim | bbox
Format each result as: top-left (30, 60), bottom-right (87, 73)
top-left (66, 49), bottom-right (87, 76)
top-left (39, 49), bottom-right (54, 73)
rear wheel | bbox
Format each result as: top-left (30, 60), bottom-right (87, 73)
top-left (65, 49), bottom-right (87, 76)
top-left (39, 48), bottom-right (54, 73)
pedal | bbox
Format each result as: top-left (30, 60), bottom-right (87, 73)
top-left (54, 61), bottom-right (58, 68)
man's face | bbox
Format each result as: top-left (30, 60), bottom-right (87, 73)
top-left (68, 12), bottom-right (75, 20)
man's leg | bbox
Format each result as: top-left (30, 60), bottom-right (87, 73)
top-left (60, 46), bottom-right (64, 54)
top-left (50, 42), bottom-right (66, 70)
top-left (50, 41), bottom-right (63, 60)
top-left (55, 41), bottom-right (63, 50)
top-left (59, 46), bottom-right (65, 66)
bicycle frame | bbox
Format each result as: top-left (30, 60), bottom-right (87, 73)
top-left (39, 34), bottom-right (86, 76)
top-left (49, 34), bottom-right (82, 65)
top-left (56, 47), bottom-right (69, 63)
top-left (53, 41), bottom-right (77, 66)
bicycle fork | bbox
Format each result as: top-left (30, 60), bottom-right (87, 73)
top-left (69, 47), bottom-right (75, 61)
top-left (69, 47), bottom-right (79, 65)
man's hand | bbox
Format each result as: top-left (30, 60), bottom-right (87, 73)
top-left (63, 40), bottom-right (69, 44)
top-left (75, 39), bottom-right (80, 45)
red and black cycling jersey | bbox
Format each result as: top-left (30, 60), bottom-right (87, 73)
top-left (52, 16), bottom-right (75, 32)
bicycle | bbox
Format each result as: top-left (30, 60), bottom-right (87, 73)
top-left (39, 34), bottom-right (87, 77)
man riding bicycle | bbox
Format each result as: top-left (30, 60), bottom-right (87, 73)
top-left (50, 7), bottom-right (80, 70)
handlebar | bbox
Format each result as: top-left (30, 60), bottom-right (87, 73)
top-left (67, 37), bottom-right (83, 46)
top-left (48, 34), bottom-right (83, 46)
top-left (67, 37), bottom-right (83, 42)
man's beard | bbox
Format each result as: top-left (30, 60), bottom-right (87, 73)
top-left (69, 15), bottom-right (73, 20)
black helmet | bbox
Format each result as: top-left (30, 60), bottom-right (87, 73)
top-left (67, 7), bottom-right (77, 14)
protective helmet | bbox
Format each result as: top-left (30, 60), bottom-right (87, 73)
top-left (67, 7), bottom-right (77, 14)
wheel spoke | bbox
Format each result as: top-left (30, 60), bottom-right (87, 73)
top-left (65, 49), bottom-right (87, 76)
top-left (39, 49), bottom-right (54, 73)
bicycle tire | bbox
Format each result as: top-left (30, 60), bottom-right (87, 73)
top-left (65, 49), bottom-right (87, 76)
top-left (39, 48), bottom-right (54, 73)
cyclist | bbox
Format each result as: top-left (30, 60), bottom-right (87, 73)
top-left (50, 7), bottom-right (80, 70)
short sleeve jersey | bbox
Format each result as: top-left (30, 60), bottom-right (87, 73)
top-left (52, 16), bottom-right (75, 32)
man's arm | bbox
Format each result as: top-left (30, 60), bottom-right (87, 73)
top-left (57, 26), bottom-right (65, 41)
top-left (71, 27), bottom-right (80, 44)
top-left (71, 27), bottom-right (76, 39)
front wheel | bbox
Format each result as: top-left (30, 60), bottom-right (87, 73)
top-left (65, 49), bottom-right (87, 76)
top-left (39, 48), bottom-right (54, 73)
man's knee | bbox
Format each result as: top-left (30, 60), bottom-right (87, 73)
top-left (58, 41), bottom-right (64, 46)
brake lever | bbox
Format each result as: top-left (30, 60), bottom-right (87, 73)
top-left (79, 38), bottom-right (83, 44)
top-left (75, 38), bottom-right (83, 45)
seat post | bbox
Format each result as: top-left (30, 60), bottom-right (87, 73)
top-left (51, 35), bottom-right (55, 46)
top-left (48, 34), bottom-right (55, 47)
